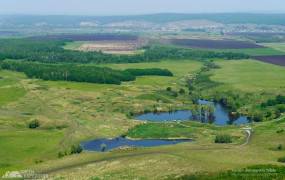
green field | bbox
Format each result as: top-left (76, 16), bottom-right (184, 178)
top-left (63, 41), bottom-right (86, 50)
top-left (216, 47), bottom-right (285, 56)
top-left (0, 70), bottom-right (26, 106)
top-left (0, 130), bottom-right (63, 175)
top-left (261, 43), bottom-right (285, 53)
top-left (101, 60), bottom-right (202, 87)
top-left (211, 59), bottom-right (285, 93)
top-left (126, 121), bottom-right (244, 144)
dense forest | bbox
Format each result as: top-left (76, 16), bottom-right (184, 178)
top-left (0, 61), bottom-right (173, 84)
top-left (125, 68), bottom-right (173, 77)
top-left (0, 39), bottom-right (249, 64)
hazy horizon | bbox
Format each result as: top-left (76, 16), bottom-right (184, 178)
top-left (0, 0), bottom-right (285, 16)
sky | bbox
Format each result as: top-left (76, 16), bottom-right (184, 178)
top-left (0, 0), bottom-right (284, 15)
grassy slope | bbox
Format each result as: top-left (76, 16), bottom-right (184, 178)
top-left (101, 60), bottom-right (202, 87)
top-left (26, 59), bottom-right (285, 179)
top-left (0, 60), bottom-right (203, 175)
top-left (211, 59), bottom-right (285, 93)
top-left (1, 58), bottom-right (285, 179)
top-left (34, 117), bottom-right (285, 179)
top-left (0, 70), bottom-right (26, 106)
top-left (63, 41), bottom-right (85, 50)
top-left (126, 121), bottom-right (244, 143)
top-left (0, 130), bottom-right (63, 175)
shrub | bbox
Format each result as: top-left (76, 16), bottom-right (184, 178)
top-left (169, 91), bottom-right (178, 97)
top-left (278, 157), bottom-right (285, 163)
top-left (100, 143), bottom-right (107, 152)
top-left (70, 144), bottom-right (83, 154)
top-left (277, 129), bottom-right (285, 133)
top-left (28, 119), bottom-right (40, 129)
top-left (215, 134), bottom-right (232, 144)
top-left (143, 109), bottom-right (151, 113)
top-left (179, 88), bottom-right (186, 94)
top-left (277, 144), bottom-right (283, 151)
top-left (58, 151), bottom-right (65, 158)
top-left (251, 112), bottom-right (264, 122)
top-left (34, 159), bottom-right (43, 164)
top-left (166, 87), bottom-right (172, 91)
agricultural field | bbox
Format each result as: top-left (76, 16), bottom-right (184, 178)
top-left (261, 42), bottom-right (285, 52)
top-left (254, 55), bottom-right (285, 66)
top-left (61, 34), bottom-right (145, 54)
top-left (216, 47), bottom-right (285, 56)
top-left (31, 34), bottom-right (139, 41)
top-left (169, 38), bottom-right (263, 49)
top-left (210, 59), bottom-right (285, 93)
top-left (163, 37), bottom-right (285, 58)
top-left (227, 32), bottom-right (285, 43)
top-left (66, 40), bottom-right (142, 55)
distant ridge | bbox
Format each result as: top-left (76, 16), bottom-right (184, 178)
top-left (1, 13), bottom-right (285, 27)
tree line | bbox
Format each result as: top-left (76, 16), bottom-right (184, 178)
top-left (0, 39), bottom-right (250, 64)
top-left (0, 60), bottom-right (173, 84)
top-left (125, 68), bottom-right (173, 77)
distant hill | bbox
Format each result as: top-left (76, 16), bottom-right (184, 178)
top-left (1, 13), bottom-right (285, 28)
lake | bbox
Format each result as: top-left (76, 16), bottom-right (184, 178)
top-left (82, 137), bottom-right (192, 152)
top-left (135, 100), bottom-right (249, 126)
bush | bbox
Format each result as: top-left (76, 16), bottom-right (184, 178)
top-left (277, 129), bottom-right (285, 133)
top-left (166, 87), bottom-right (172, 91)
top-left (179, 88), bottom-right (186, 94)
top-left (28, 119), bottom-right (40, 129)
top-left (70, 144), bottom-right (83, 154)
top-left (278, 157), bottom-right (285, 163)
top-left (58, 151), bottom-right (65, 158)
top-left (251, 112), bottom-right (264, 122)
top-left (277, 144), bottom-right (283, 151)
top-left (215, 134), bottom-right (232, 144)
top-left (169, 91), bottom-right (178, 97)
top-left (100, 143), bottom-right (107, 152)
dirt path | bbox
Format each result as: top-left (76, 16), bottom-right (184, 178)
top-left (240, 128), bottom-right (252, 146)
top-left (38, 146), bottom-right (233, 175)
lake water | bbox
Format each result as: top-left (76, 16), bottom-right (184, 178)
top-left (82, 100), bottom-right (248, 152)
top-left (82, 137), bottom-right (192, 152)
top-left (135, 100), bottom-right (249, 126)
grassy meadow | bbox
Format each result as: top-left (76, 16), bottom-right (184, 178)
top-left (211, 59), bottom-right (285, 93)
top-left (0, 57), bottom-right (285, 179)
top-left (0, 60), bottom-right (203, 175)
top-left (261, 43), bottom-right (285, 53)
top-left (63, 41), bottom-right (86, 50)
top-left (216, 47), bottom-right (285, 56)
top-left (33, 117), bottom-right (285, 179)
